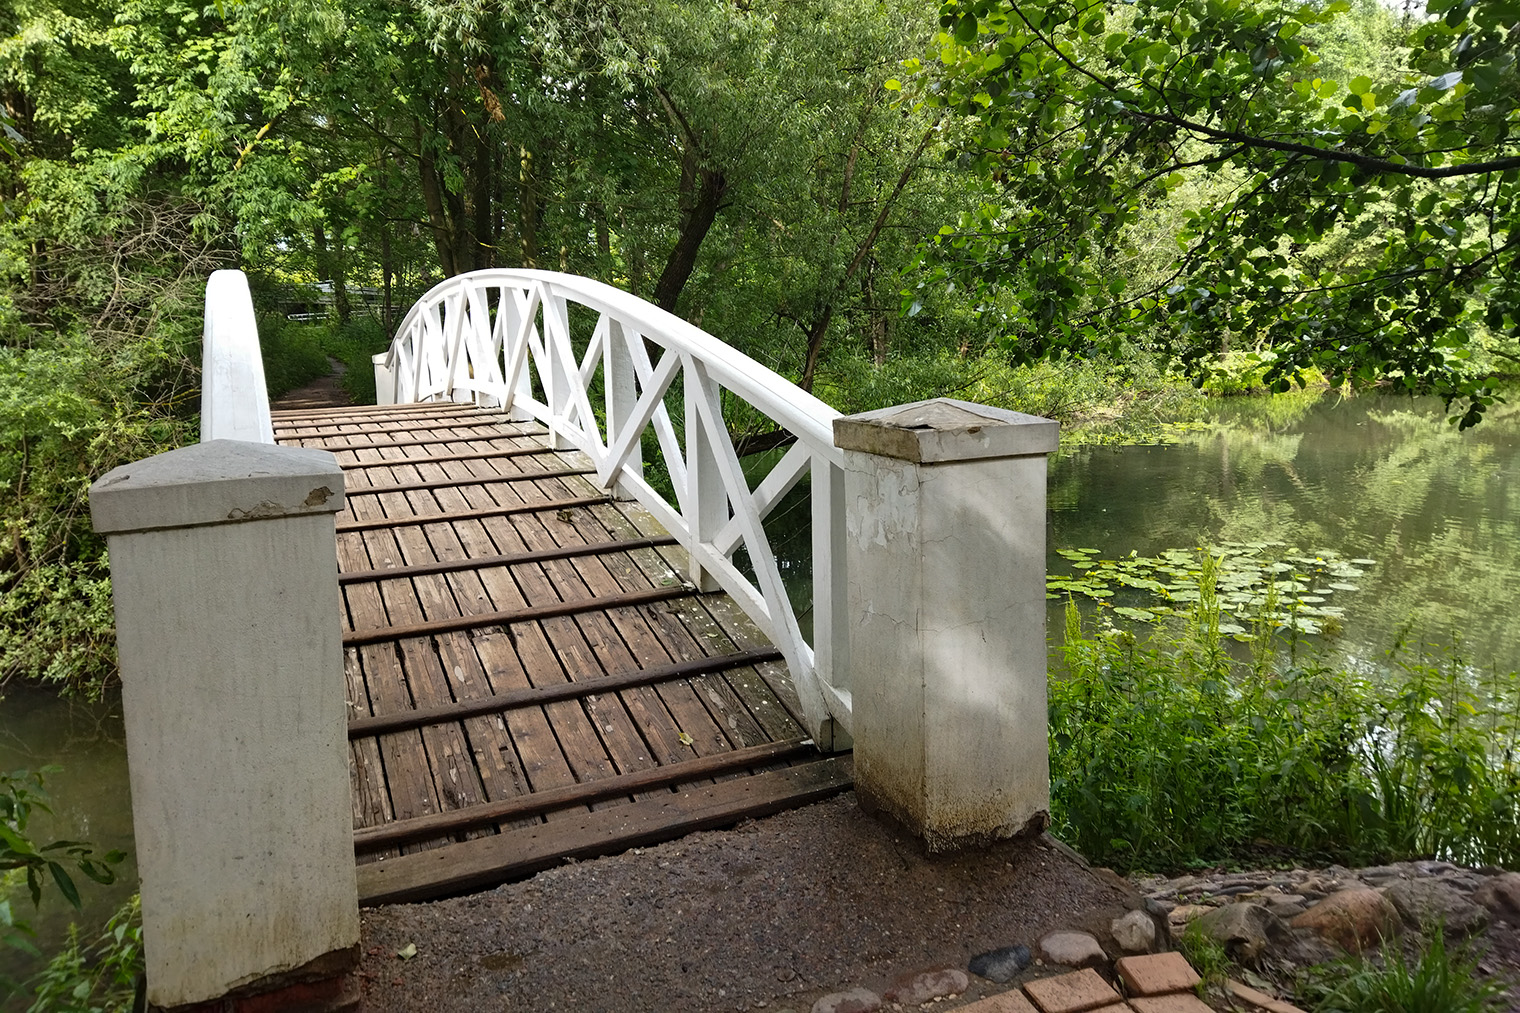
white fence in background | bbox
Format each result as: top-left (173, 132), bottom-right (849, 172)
top-left (378, 269), bottom-right (852, 746)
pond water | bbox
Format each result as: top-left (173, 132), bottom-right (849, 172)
top-left (1048, 390), bottom-right (1520, 676)
top-left (0, 685), bottom-right (136, 991)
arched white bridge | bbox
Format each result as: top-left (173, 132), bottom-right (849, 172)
top-left (373, 269), bottom-right (853, 747)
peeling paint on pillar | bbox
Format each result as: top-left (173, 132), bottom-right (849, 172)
top-left (834, 398), bottom-right (1058, 852)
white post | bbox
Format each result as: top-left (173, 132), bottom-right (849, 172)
top-left (89, 440), bottom-right (360, 1012)
top-left (685, 365), bottom-right (726, 592)
top-left (810, 456), bottom-right (852, 752)
top-left (833, 398), bottom-right (1058, 852)
top-left (604, 318), bottom-right (642, 501)
top-left (372, 351), bottom-right (396, 405)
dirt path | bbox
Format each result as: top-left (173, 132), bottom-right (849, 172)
top-left (356, 795), bottom-right (1137, 1012)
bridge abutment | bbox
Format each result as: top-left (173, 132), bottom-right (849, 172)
top-left (835, 398), bottom-right (1058, 852)
top-left (90, 440), bottom-right (359, 1012)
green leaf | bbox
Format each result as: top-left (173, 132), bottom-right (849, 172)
top-left (48, 862), bottom-right (81, 910)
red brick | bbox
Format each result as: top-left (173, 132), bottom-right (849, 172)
top-left (1022, 968), bottom-right (1123, 1013)
top-left (1225, 979), bottom-right (1311, 1013)
top-left (955, 992), bottom-right (1042, 1013)
top-left (1129, 994), bottom-right (1214, 1013)
top-left (1115, 952), bottom-right (1201, 996)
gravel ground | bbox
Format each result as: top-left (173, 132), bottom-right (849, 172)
top-left (356, 794), bottom-right (1138, 1012)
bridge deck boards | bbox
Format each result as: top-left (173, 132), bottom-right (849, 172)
top-left (272, 398), bottom-right (848, 904)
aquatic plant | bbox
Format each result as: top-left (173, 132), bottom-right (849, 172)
top-left (1049, 541), bottom-right (1372, 636)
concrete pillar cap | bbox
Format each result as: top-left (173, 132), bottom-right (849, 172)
top-left (90, 439), bottom-right (345, 535)
top-left (832, 397), bottom-right (1058, 463)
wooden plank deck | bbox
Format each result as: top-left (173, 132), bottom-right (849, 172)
top-left (270, 398), bottom-right (852, 905)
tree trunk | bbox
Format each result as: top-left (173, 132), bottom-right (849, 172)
top-left (653, 166), bottom-right (728, 314)
top-left (313, 221), bottom-right (351, 323)
top-left (416, 120), bottom-right (459, 278)
top-left (518, 145), bottom-right (539, 268)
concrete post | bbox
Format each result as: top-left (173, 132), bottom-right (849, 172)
top-left (90, 440), bottom-right (360, 1013)
top-left (372, 351), bottom-right (396, 405)
top-left (833, 398), bottom-right (1058, 852)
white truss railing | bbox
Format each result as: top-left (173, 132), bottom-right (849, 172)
top-left (379, 270), bottom-right (852, 746)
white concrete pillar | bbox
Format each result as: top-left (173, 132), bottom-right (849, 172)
top-left (833, 398), bottom-right (1058, 852)
top-left (90, 440), bottom-right (359, 1012)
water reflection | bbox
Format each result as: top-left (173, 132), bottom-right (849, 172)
top-left (0, 685), bottom-right (136, 990)
top-left (1048, 391), bottom-right (1520, 674)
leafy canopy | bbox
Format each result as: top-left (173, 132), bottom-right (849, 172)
top-left (913, 0), bottom-right (1520, 426)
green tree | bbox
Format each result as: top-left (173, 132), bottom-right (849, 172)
top-left (913, 0), bottom-right (1520, 425)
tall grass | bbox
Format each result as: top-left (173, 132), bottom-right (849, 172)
top-left (1049, 562), bottom-right (1520, 871)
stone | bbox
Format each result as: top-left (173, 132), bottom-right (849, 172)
top-left (1166, 904), bottom-right (1212, 928)
top-left (1110, 910), bottom-right (1158, 954)
top-left (1473, 872), bottom-right (1520, 925)
top-left (1022, 968), bottom-right (1122, 1013)
top-left (956, 993), bottom-right (1041, 1013)
top-left (810, 987), bottom-right (881, 1013)
top-left (1385, 878), bottom-right (1489, 937)
top-left (884, 967), bottom-right (969, 1004)
top-left (1194, 904), bottom-right (1287, 966)
top-left (1114, 953), bottom-right (1200, 997)
top-left (1291, 888), bottom-right (1399, 952)
top-left (1038, 931), bottom-right (1108, 969)
top-left (970, 945), bottom-right (1034, 983)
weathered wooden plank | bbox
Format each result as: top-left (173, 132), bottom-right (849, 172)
top-left (271, 402), bottom-right (481, 420)
top-left (353, 736), bottom-right (817, 851)
top-left (564, 496), bottom-right (783, 751)
top-left (350, 647), bottom-right (783, 738)
top-left (355, 756), bottom-right (854, 905)
top-left (343, 585), bottom-right (693, 646)
top-left (350, 464), bottom-right (493, 846)
top-left (347, 466), bottom-right (595, 497)
top-left (280, 418), bottom-right (516, 439)
top-left (337, 536), bottom-right (678, 585)
top-left (411, 461), bottom-right (592, 820)
top-left (613, 501), bottom-right (811, 732)
top-left (335, 494), bottom-right (610, 533)
top-left (445, 473), bottom-right (673, 805)
top-left (314, 433), bottom-right (547, 453)
top-left (338, 446), bottom-right (560, 471)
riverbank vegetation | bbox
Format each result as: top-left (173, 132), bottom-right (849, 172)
top-left (1051, 586), bottom-right (1520, 873)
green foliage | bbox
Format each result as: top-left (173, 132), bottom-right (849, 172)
top-left (1298, 928), bottom-right (1507, 1013)
top-left (21, 897), bottom-right (142, 1013)
top-left (1049, 580), bottom-right (1520, 871)
top-left (1177, 921), bottom-right (1230, 994)
top-left (915, 0), bottom-right (1520, 426)
top-left (0, 769), bottom-right (126, 997)
top-left (257, 315), bottom-right (333, 400)
top-left (320, 316), bottom-right (391, 406)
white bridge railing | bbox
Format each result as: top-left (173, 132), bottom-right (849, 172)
top-left (376, 269), bottom-right (852, 747)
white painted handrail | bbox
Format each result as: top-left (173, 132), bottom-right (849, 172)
top-left (381, 269), bottom-right (852, 745)
top-left (201, 270), bottom-right (274, 444)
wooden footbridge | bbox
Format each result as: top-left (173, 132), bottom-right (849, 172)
top-left (270, 397), bottom-right (850, 904)
top-left (92, 268), bottom-right (1055, 1011)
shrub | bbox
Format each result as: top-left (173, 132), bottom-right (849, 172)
top-left (1049, 567), bottom-right (1520, 871)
